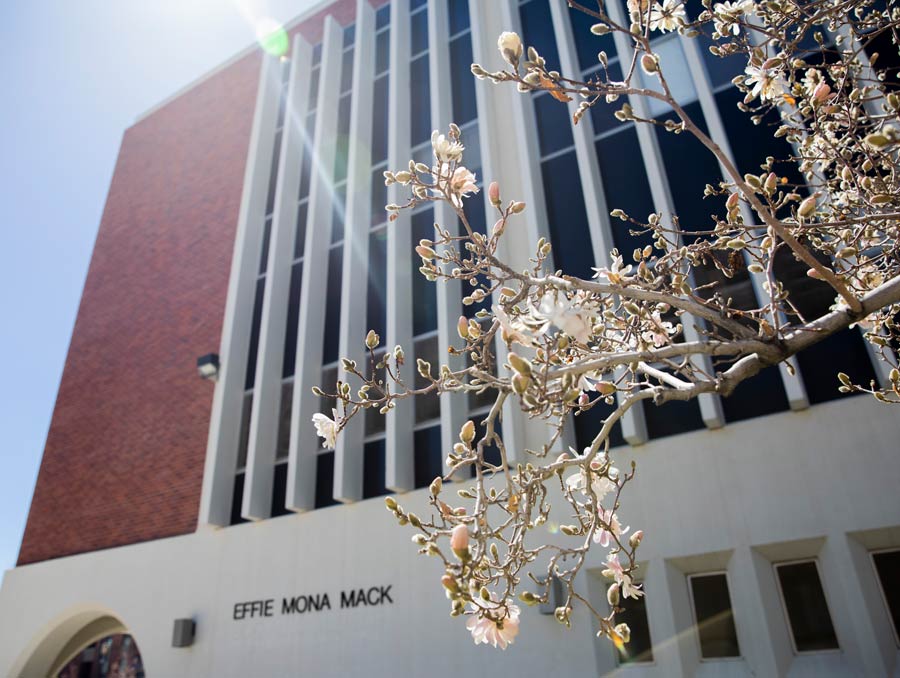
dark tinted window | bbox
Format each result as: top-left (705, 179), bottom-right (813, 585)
top-left (245, 277), bottom-right (266, 389)
top-left (450, 35), bottom-right (478, 124)
top-left (644, 399), bottom-right (705, 439)
top-left (315, 452), bottom-right (339, 508)
top-left (410, 55), bottom-right (431, 146)
top-left (534, 92), bottom-right (574, 156)
top-left (335, 96), bottom-right (352, 183)
top-left (588, 61), bottom-right (624, 135)
top-left (364, 439), bottom-right (388, 499)
top-left (341, 47), bottom-right (354, 93)
top-left (796, 330), bottom-right (876, 405)
top-left (414, 335), bottom-right (441, 422)
top-left (617, 588), bottom-right (653, 664)
top-left (414, 425), bottom-right (443, 488)
top-left (266, 130), bottom-right (282, 216)
top-left (574, 395), bottom-right (626, 450)
top-left (569, 3), bottom-right (615, 72)
top-left (271, 462), bottom-right (290, 517)
top-left (412, 208), bottom-right (438, 335)
top-left (312, 42), bottom-right (323, 66)
top-left (519, 0), bottom-right (561, 71)
top-left (776, 561), bottom-right (839, 652)
top-left (343, 23), bottom-right (356, 47)
top-left (411, 7), bottom-right (428, 54)
top-left (276, 382), bottom-right (292, 459)
top-left (372, 75), bottom-right (390, 164)
top-left (719, 363), bottom-right (789, 423)
top-left (873, 550), bottom-right (900, 641)
top-left (595, 128), bottom-right (655, 254)
top-left (376, 4), bottom-right (391, 30)
top-left (368, 229), bottom-right (388, 339)
top-left (371, 165), bottom-right (389, 225)
top-left (294, 201), bottom-right (308, 259)
top-left (283, 261), bottom-right (303, 377)
top-left (259, 216), bottom-right (272, 275)
top-left (542, 150), bottom-right (595, 279)
top-left (308, 67), bottom-right (320, 106)
top-left (448, 0), bottom-right (470, 34)
top-left (322, 246), bottom-right (343, 364)
top-left (332, 184), bottom-right (347, 244)
top-left (690, 574), bottom-right (740, 658)
top-left (230, 472), bottom-right (248, 525)
top-left (376, 29), bottom-right (390, 74)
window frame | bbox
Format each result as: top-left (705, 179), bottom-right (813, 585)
top-left (773, 558), bottom-right (841, 655)
top-left (686, 570), bottom-right (743, 662)
top-left (870, 547), bottom-right (900, 647)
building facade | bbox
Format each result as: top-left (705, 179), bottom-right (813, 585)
top-left (2, 0), bottom-right (899, 676)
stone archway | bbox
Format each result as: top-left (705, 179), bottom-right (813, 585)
top-left (9, 608), bottom-right (145, 678)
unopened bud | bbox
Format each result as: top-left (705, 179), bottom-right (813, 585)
top-left (510, 201), bottom-right (526, 214)
top-left (442, 574), bottom-right (459, 594)
top-left (384, 496), bottom-right (398, 511)
top-left (460, 419), bottom-right (476, 444)
top-left (629, 530), bottom-right (644, 549)
top-left (430, 476), bottom-right (442, 496)
top-left (615, 623), bottom-right (631, 644)
top-left (457, 315), bottom-right (469, 339)
top-left (508, 351), bottom-right (533, 376)
top-left (489, 181), bottom-right (501, 206)
top-left (798, 194), bottom-right (817, 218)
top-left (640, 54), bottom-right (658, 74)
top-left (450, 524), bottom-right (469, 558)
top-left (596, 381), bottom-right (617, 396)
top-left (512, 373), bottom-right (531, 394)
top-left (366, 329), bottom-right (380, 349)
top-left (607, 583), bottom-right (620, 607)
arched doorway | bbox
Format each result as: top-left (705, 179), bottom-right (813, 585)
top-left (55, 633), bottom-right (144, 678)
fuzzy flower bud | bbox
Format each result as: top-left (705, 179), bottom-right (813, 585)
top-left (607, 583), bottom-right (621, 607)
top-left (460, 419), bottom-right (476, 444)
top-left (489, 181), bottom-right (501, 207)
top-left (366, 329), bottom-right (380, 350)
top-left (798, 194), bottom-right (817, 219)
top-left (450, 524), bottom-right (469, 558)
top-left (457, 315), bottom-right (469, 339)
top-left (629, 530), bottom-right (644, 549)
top-left (497, 31), bottom-right (523, 66)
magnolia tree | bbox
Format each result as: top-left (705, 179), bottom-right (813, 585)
top-left (312, 0), bottom-right (900, 654)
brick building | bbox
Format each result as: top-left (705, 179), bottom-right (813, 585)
top-left (1, 0), bottom-right (899, 676)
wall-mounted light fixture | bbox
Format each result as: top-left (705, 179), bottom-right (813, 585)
top-left (197, 354), bottom-right (220, 381)
top-left (172, 618), bottom-right (196, 648)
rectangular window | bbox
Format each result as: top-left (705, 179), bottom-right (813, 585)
top-left (688, 573), bottom-right (741, 659)
top-left (872, 549), bottom-right (900, 645)
top-left (775, 560), bottom-right (839, 653)
top-left (617, 589), bottom-right (654, 664)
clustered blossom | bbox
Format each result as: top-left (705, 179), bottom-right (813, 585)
top-left (744, 61), bottom-right (787, 102)
top-left (648, 0), bottom-right (686, 32)
top-left (312, 410), bottom-right (338, 450)
top-left (466, 603), bottom-right (521, 650)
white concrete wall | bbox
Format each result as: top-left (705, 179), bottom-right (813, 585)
top-left (2, 396), bottom-right (898, 677)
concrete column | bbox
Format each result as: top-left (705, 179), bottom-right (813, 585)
top-left (286, 16), bottom-right (343, 511)
top-left (198, 53), bottom-right (282, 527)
top-left (333, 0), bottom-right (376, 503)
top-left (242, 36), bottom-right (314, 520)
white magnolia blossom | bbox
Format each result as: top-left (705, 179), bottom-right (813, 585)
top-left (449, 166), bottom-right (479, 205)
top-left (641, 311), bottom-right (677, 348)
top-left (312, 409), bottom-right (339, 450)
top-left (594, 507), bottom-right (630, 548)
top-left (431, 130), bottom-right (464, 163)
top-left (497, 31), bottom-right (523, 65)
top-left (566, 450), bottom-right (620, 502)
top-left (649, 0), bottom-right (686, 32)
top-left (493, 304), bottom-right (537, 347)
top-left (603, 555), bottom-right (644, 600)
top-left (712, 0), bottom-right (755, 35)
top-left (466, 602), bottom-right (521, 649)
top-left (744, 63), bottom-right (786, 102)
top-left (531, 291), bottom-right (595, 344)
top-left (593, 253), bottom-right (633, 285)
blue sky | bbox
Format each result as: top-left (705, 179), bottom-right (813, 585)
top-left (0, 0), bottom-right (320, 572)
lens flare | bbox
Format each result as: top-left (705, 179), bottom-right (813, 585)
top-left (256, 18), bottom-right (289, 57)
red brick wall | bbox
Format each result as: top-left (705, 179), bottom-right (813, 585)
top-left (17, 51), bottom-right (262, 566)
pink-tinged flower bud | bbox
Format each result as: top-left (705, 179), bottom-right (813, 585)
top-left (451, 524), bottom-right (469, 558)
top-left (596, 381), bottom-right (617, 396)
top-left (798, 194), bottom-right (817, 219)
top-left (806, 267), bottom-right (825, 280)
top-left (489, 181), bottom-right (501, 207)
top-left (813, 82), bottom-right (831, 102)
top-left (492, 219), bottom-right (505, 238)
top-left (629, 530), bottom-right (644, 549)
top-left (726, 192), bottom-right (740, 210)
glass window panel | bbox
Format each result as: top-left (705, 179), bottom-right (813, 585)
top-left (873, 550), bottom-right (900, 642)
top-left (574, 395), bottom-right (626, 450)
top-left (459, 121), bottom-right (481, 177)
top-left (589, 61), bottom-right (624, 136)
top-left (569, 3), bottom-right (616, 72)
top-left (245, 277), bottom-right (266, 390)
top-left (410, 0), bottom-right (427, 10)
top-left (276, 381), bottom-right (292, 460)
top-left (341, 47), bottom-right (354, 93)
top-left (266, 130), bottom-right (282, 216)
top-left (332, 184), bottom-right (347, 244)
top-left (259, 216), bottom-right (272, 275)
top-left (534, 92), bottom-right (575, 156)
top-left (519, 0), bottom-right (561, 72)
top-left (309, 67), bottom-right (320, 106)
top-left (448, 0), bottom-right (470, 35)
top-left (776, 561), bottom-right (839, 652)
top-left (644, 398), bottom-right (705, 439)
top-left (617, 588), bottom-right (653, 664)
top-left (450, 35), bottom-right (478, 125)
top-left (271, 462), bottom-right (290, 517)
top-left (414, 335), bottom-right (441, 423)
top-left (323, 246), bottom-right (343, 365)
top-left (697, 32), bottom-right (745, 89)
top-left (412, 208), bottom-right (438, 335)
top-left (315, 451), bottom-right (339, 508)
top-left (320, 366), bottom-right (338, 414)
top-left (343, 23), bottom-right (356, 47)
top-left (411, 7), bottom-right (429, 55)
top-left (414, 425), bottom-right (443, 489)
top-left (411, 55), bottom-right (431, 146)
top-left (376, 29), bottom-right (391, 75)
top-left (595, 128), bottom-right (656, 254)
top-left (312, 42), bottom-right (323, 66)
top-left (368, 228), bottom-right (388, 340)
top-left (641, 37), bottom-right (697, 115)
top-left (460, 199), bottom-right (490, 320)
top-left (690, 574), bottom-right (741, 658)
top-left (365, 349), bottom-right (388, 435)
top-left (282, 261), bottom-right (303, 378)
top-left (276, 83), bottom-right (288, 130)
top-left (719, 362), bottom-right (789, 423)
top-left (363, 439), bottom-right (388, 499)
top-left (371, 165), bottom-right (389, 225)
top-left (294, 201), bottom-right (308, 260)
top-left (541, 150), bottom-right (595, 280)
top-left (335, 98), bottom-right (352, 184)
top-left (230, 472), bottom-right (248, 525)
top-left (237, 393), bottom-right (253, 469)
top-left (796, 330), bottom-right (876, 405)
top-left (372, 75), bottom-right (390, 164)
top-left (376, 4), bottom-right (391, 30)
